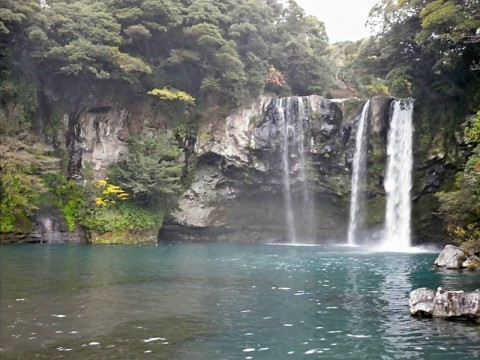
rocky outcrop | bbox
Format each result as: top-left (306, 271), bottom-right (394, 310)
top-left (61, 99), bottom-right (166, 180)
top-left (172, 159), bottom-right (234, 228)
top-left (0, 214), bottom-right (87, 244)
top-left (31, 213), bottom-right (86, 244)
top-left (409, 287), bottom-right (480, 320)
top-left (433, 244), bottom-right (480, 270)
top-left (408, 287), bottom-right (435, 316)
top-left (434, 245), bottom-right (470, 269)
top-left (196, 95), bottom-right (273, 169)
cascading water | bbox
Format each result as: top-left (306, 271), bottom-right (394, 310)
top-left (280, 103), bottom-right (297, 243)
top-left (381, 99), bottom-right (414, 251)
top-left (297, 99), bottom-right (316, 241)
top-left (347, 101), bottom-right (370, 245)
top-left (276, 97), bottom-right (315, 243)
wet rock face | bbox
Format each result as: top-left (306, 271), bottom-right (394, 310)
top-left (171, 158), bottom-right (234, 228)
top-left (249, 96), bottom-right (367, 193)
top-left (369, 96), bottom-right (393, 141)
top-left (196, 96), bottom-right (272, 169)
top-left (252, 96), bottom-right (343, 153)
top-left (409, 287), bottom-right (480, 320)
top-left (62, 98), bottom-right (165, 180)
top-left (169, 95), bottom-right (373, 242)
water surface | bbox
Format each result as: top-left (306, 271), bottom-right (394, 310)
top-left (1, 244), bottom-right (479, 359)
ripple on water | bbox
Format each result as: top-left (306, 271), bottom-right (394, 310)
top-left (0, 244), bottom-right (477, 360)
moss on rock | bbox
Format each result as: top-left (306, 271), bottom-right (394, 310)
top-left (88, 229), bottom-right (159, 245)
top-left (364, 196), bottom-right (386, 227)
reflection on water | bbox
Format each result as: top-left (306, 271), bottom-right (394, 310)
top-left (1, 244), bottom-right (479, 359)
top-left (378, 253), bottom-right (414, 356)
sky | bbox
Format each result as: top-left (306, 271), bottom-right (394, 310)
top-left (295, 0), bottom-right (379, 43)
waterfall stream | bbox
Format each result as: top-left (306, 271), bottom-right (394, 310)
top-left (280, 101), bottom-right (297, 243)
top-left (381, 99), bottom-right (414, 250)
top-left (347, 101), bottom-right (370, 245)
top-left (297, 99), bottom-right (315, 241)
top-left (277, 97), bottom-right (315, 243)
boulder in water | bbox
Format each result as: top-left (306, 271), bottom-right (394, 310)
top-left (408, 287), bottom-right (435, 317)
top-left (434, 245), bottom-right (467, 269)
top-left (409, 287), bottom-right (480, 320)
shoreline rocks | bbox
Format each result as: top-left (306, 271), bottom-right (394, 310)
top-left (409, 287), bottom-right (480, 321)
top-left (434, 244), bottom-right (480, 270)
top-left (434, 245), bottom-right (467, 269)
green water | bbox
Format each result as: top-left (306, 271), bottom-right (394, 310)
top-left (0, 244), bottom-right (479, 359)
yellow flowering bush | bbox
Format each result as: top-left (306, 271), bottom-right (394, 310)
top-left (94, 179), bottom-right (128, 207)
top-left (147, 87), bottom-right (195, 105)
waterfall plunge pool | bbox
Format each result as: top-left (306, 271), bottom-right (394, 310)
top-left (1, 244), bottom-right (479, 359)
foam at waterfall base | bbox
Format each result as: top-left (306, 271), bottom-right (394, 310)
top-left (370, 242), bottom-right (438, 253)
top-left (267, 242), bottom-right (324, 247)
top-left (342, 233), bottom-right (439, 253)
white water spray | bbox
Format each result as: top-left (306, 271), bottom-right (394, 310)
top-left (381, 99), bottom-right (414, 251)
top-left (297, 99), bottom-right (315, 241)
top-left (281, 102), bottom-right (297, 243)
top-left (278, 97), bottom-right (315, 243)
top-left (347, 101), bottom-right (370, 245)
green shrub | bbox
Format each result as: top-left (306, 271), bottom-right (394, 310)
top-left (0, 160), bottom-right (45, 232)
top-left (81, 202), bottom-right (163, 234)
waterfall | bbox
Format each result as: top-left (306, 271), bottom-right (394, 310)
top-left (381, 99), bottom-right (414, 251)
top-left (277, 97), bottom-right (315, 243)
top-left (280, 101), bottom-right (297, 243)
top-left (347, 101), bottom-right (370, 245)
top-left (297, 99), bottom-right (315, 241)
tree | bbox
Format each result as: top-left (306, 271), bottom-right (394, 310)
top-left (363, 0), bottom-right (479, 100)
top-left (0, 159), bottom-right (46, 232)
top-left (110, 132), bottom-right (184, 208)
top-left (0, 0), bottom-right (38, 34)
top-left (28, 1), bottom-right (151, 79)
top-left (0, 0), bottom-right (40, 134)
top-left (270, 1), bottom-right (332, 95)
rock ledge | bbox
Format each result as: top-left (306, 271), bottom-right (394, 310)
top-left (409, 287), bottom-right (480, 320)
top-left (434, 245), bottom-right (480, 270)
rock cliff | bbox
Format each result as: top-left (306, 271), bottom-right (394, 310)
top-left (161, 95), bottom-right (394, 243)
top-left (1, 90), bottom-right (452, 244)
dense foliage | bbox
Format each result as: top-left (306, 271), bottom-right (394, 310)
top-left (0, 134), bottom-right (55, 232)
top-left (334, 0), bottom-right (480, 102)
top-left (0, 159), bottom-right (46, 232)
top-left (110, 132), bottom-right (185, 208)
top-left (0, 0), bottom-right (333, 111)
top-left (437, 111), bottom-right (480, 251)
